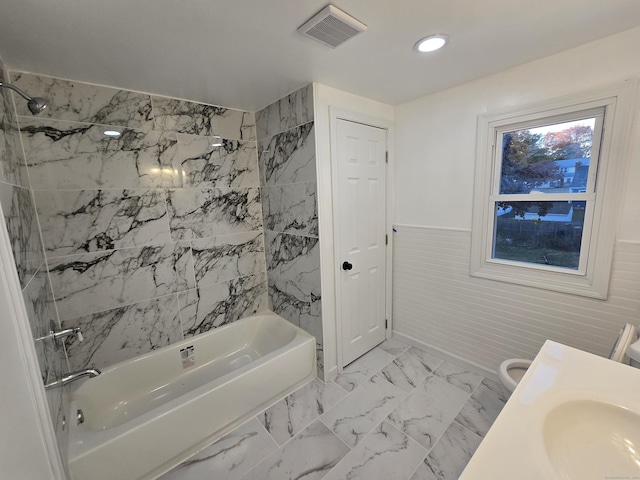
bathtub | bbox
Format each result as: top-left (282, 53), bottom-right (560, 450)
top-left (67, 311), bottom-right (316, 480)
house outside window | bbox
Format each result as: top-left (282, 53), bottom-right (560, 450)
top-left (470, 83), bottom-right (635, 299)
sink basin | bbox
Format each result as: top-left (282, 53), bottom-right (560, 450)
top-left (543, 400), bottom-right (640, 478)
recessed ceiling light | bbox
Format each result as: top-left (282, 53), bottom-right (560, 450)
top-left (415, 34), bottom-right (449, 53)
top-left (210, 135), bottom-right (223, 147)
top-left (103, 130), bottom-right (122, 137)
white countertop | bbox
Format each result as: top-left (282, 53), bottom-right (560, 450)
top-left (459, 340), bottom-right (640, 480)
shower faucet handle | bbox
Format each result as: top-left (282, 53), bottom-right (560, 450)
top-left (36, 320), bottom-right (84, 350)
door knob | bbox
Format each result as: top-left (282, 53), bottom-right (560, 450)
top-left (342, 261), bottom-right (353, 271)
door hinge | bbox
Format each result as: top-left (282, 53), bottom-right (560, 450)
top-left (385, 319), bottom-right (388, 329)
top-left (385, 151), bottom-right (389, 164)
top-left (385, 234), bottom-right (388, 245)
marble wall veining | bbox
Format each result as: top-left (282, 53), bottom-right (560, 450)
top-left (255, 85), bottom-right (324, 377)
top-left (11, 71), bottom-right (269, 373)
top-left (0, 62), bottom-right (69, 469)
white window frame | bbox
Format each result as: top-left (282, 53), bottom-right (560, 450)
top-left (470, 81), bottom-right (636, 299)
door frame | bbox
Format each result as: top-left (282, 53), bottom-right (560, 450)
top-left (329, 107), bottom-right (395, 372)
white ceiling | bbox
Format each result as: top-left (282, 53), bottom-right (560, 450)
top-left (1, 0), bottom-right (640, 112)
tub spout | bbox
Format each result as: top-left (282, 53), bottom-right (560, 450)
top-left (44, 368), bottom-right (101, 390)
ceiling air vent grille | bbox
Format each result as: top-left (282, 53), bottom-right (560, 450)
top-left (298, 5), bottom-right (367, 48)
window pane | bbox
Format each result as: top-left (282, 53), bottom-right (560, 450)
top-left (499, 118), bottom-right (595, 194)
top-left (493, 201), bottom-right (584, 270)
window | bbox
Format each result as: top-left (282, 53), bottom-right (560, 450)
top-left (471, 83), bottom-right (635, 299)
top-left (492, 110), bottom-right (602, 273)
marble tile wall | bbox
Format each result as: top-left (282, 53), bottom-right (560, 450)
top-left (11, 71), bottom-right (268, 372)
top-left (0, 61), bottom-right (69, 470)
top-left (255, 85), bottom-right (324, 377)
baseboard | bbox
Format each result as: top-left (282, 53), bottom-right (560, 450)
top-left (393, 332), bottom-right (500, 383)
top-left (322, 364), bottom-right (338, 383)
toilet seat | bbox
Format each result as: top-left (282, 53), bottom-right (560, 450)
top-left (497, 358), bottom-right (532, 393)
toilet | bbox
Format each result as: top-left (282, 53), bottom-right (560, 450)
top-left (497, 359), bottom-right (531, 392)
top-left (498, 323), bottom-right (638, 393)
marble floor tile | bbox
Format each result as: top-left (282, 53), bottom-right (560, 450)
top-left (158, 418), bottom-right (277, 480)
top-left (410, 462), bottom-right (438, 480)
top-left (259, 379), bottom-right (348, 445)
top-left (410, 421), bottom-right (482, 480)
top-left (378, 337), bottom-right (411, 357)
top-left (321, 374), bottom-right (407, 448)
top-left (433, 362), bottom-right (484, 394)
top-left (324, 421), bottom-right (427, 480)
top-left (454, 379), bottom-right (510, 438)
top-left (387, 375), bottom-right (471, 451)
top-left (242, 420), bottom-right (349, 480)
top-left (380, 347), bottom-right (443, 392)
top-left (335, 347), bottom-right (397, 392)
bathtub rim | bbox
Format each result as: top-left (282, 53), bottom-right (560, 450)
top-left (83, 309), bottom-right (299, 377)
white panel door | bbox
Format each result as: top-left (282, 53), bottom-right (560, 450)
top-left (336, 119), bottom-right (387, 367)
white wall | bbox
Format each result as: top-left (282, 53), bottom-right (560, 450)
top-left (314, 83), bottom-right (394, 379)
top-left (393, 27), bottom-right (640, 374)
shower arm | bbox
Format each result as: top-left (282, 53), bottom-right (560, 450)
top-left (0, 81), bottom-right (34, 101)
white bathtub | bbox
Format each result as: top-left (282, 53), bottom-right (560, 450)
top-left (67, 311), bottom-right (316, 480)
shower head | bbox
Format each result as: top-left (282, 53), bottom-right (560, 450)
top-left (0, 81), bottom-right (50, 115)
top-left (27, 97), bottom-right (49, 115)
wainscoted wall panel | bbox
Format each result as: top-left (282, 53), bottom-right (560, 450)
top-left (0, 64), bottom-right (70, 469)
top-left (392, 225), bottom-right (640, 375)
top-left (256, 84), bottom-right (324, 377)
top-left (11, 71), bottom-right (268, 375)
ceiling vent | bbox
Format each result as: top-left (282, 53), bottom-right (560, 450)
top-left (297, 5), bottom-right (367, 48)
